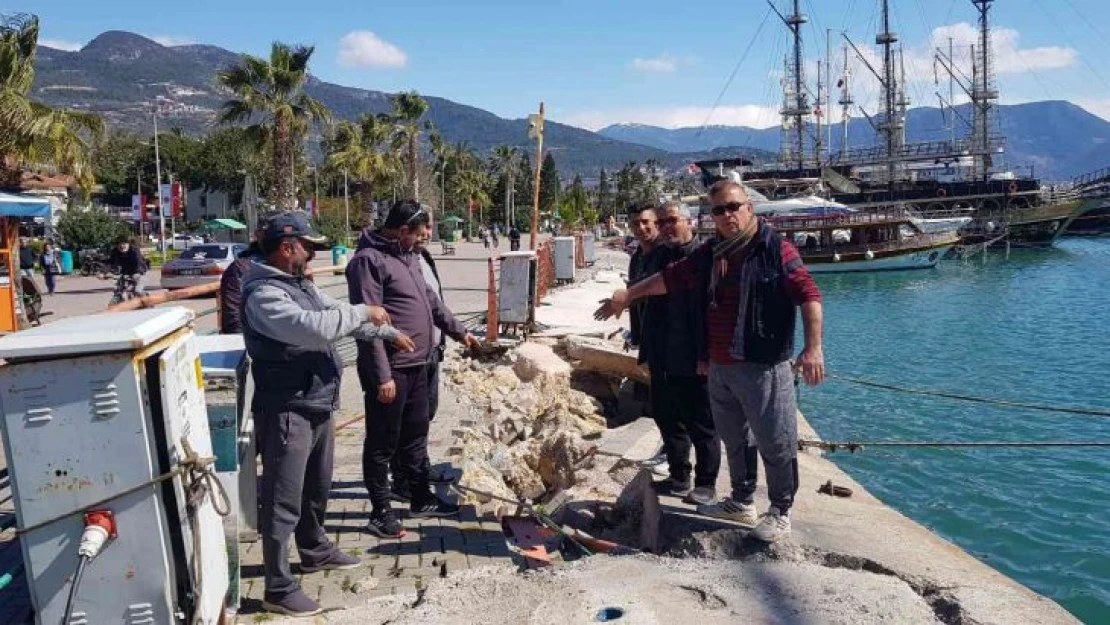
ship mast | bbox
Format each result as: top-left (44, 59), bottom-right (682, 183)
top-left (839, 43), bottom-right (853, 158)
top-left (876, 0), bottom-right (905, 185)
top-left (775, 0), bottom-right (811, 171)
top-left (971, 0), bottom-right (999, 181)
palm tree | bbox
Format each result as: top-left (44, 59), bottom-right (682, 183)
top-left (216, 42), bottom-right (331, 211)
top-left (388, 91), bottom-right (428, 201)
top-left (491, 145), bottom-right (518, 225)
top-left (0, 14), bottom-right (102, 192)
top-left (325, 113), bottom-right (399, 195)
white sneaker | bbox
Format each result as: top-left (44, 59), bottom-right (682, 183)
top-left (650, 461), bottom-right (670, 477)
top-left (750, 507), bottom-right (791, 543)
top-left (695, 499), bottom-right (758, 526)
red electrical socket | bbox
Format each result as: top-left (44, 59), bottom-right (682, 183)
top-left (83, 510), bottom-right (117, 538)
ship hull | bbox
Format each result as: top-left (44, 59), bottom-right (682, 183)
top-left (802, 243), bottom-right (954, 273)
top-left (1065, 199), bottom-right (1110, 236)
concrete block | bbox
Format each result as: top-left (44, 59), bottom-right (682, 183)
top-left (512, 342), bottom-right (571, 384)
top-left (564, 335), bottom-right (650, 384)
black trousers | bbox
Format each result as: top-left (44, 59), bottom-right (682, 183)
top-left (363, 365), bottom-right (431, 512)
top-left (649, 372), bottom-right (722, 488)
top-left (390, 358), bottom-right (440, 488)
top-left (257, 410), bottom-right (335, 598)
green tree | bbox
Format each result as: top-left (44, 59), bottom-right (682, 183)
top-left (491, 145), bottom-right (517, 224)
top-left (57, 209), bottom-right (131, 251)
top-left (539, 152), bottom-right (560, 215)
top-left (216, 41), bottom-right (331, 211)
top-left (388, 91), bottom-right (429, 201)
top-left (597, 167), bottom-right (611, 219)
top-left (325, 113), bottom-right (399, 197)
top-left (0, 14), bottom-right (103, 192)
top-left (197, 127), bottom-right (264, 195)
top-left (91, 131), bottom-right (148, 199)
top-left (514, 153), bottom-right (534, 228)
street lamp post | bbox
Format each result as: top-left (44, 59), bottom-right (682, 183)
top-left (343, 168), bottom-right (351, 248)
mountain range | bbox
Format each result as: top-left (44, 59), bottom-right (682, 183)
top-left (31, 31), bottom-right (772, 176)
top-left (31, 31), bottom-right (1110, 181)
top-left (599, 101), bottom-right (1110, 181)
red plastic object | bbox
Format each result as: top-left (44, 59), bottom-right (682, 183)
top-left (83, 510), bottom-right (117, 538)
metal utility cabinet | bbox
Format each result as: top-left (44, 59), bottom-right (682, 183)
top-left (0, 308), bottom-right (228, 624)
top-left (498, 251), bottom-right (537, 326)
top-left (553, 236), bottom-right (576, 283)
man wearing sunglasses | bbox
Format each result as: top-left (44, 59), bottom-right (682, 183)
top-left (347, 200), bottom-right (481, 540)
top-left (595, 180), bottom-right (825, 543)
top-left (647, 201), bottom-right (721, 507)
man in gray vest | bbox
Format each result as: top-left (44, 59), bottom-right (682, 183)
top-left (242, 211), bottom-right (416, 617)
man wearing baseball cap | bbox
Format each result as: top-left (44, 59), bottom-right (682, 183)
top-left (242, 210), bottom-right (416, 617)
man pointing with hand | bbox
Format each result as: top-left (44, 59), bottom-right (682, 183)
top-left (347, 200), bottom-right (480, 539)
top-left (595, 180), bottom-right (825, 543)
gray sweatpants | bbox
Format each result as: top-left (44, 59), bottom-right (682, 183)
top-left (707, 360), bottom-right (799, 512)
top-left (257, 410), bottom-right (336, 598)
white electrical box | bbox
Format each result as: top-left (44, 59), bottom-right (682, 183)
top-left (582, 233), bottom-right (596, 265)
top-left (553, 236), bottom-right (576, 282)
top-left (0, 308), bottom-right (228, 624)
top-left (498, 251), bottom-right (537, 325)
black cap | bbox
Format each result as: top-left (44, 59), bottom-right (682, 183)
top-left (261, 211), bottom-right (327, 245)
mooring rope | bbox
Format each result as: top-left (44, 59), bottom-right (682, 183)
top-left (827, 373), bottom-right (1110, 418)
top-left (799, 440), bottom-right (1110, 453)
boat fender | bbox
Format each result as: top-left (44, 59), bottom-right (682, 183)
top-left (1008, 182), bottom-right (1017, 194)
top-left (937, 188), bottom-right (947, 197)
top-left (865, 249), bottom-right (875, 260)
top-left (833, 253), bottom-right (841, 262)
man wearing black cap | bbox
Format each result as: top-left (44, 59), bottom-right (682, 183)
top-left (242, 211), bottom-right (416, 617)
top-left (347, 200), bottom-right (480, 539)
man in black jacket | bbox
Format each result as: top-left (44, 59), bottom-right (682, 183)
top-left (388, 225), bottom-right (453, 501)
top-left (649, 202), bottom-right (720, 505)
top-left (219, 224), bottom-right (265, 333)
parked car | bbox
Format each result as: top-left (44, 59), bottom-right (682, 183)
top-left (160, 243), bottom-right (246, 290)
top-left (157, 234), bottom-right (205, 252)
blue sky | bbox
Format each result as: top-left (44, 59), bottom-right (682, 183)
top-left (27, 0), bottom-right (1110, 128)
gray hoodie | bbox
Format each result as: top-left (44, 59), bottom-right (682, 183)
top-left (242, 260), bottom-right (400, 348)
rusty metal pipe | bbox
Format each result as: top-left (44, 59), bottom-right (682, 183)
top-left (105, 264), bottom-right (344, 312)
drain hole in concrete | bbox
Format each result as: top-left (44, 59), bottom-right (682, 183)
top-left (595, 606), bottom-right (625, 621)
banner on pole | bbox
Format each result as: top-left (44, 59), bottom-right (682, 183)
top-left (160, 183), bottom-right (183, 217)
top-left (131, 194), bottom-right (148, 221)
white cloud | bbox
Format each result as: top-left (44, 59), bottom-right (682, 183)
top-left (563, 104), bottom-right (782, 131)
top-left (337, 31), bottom-right (407, 69)
top-left (630, 54), bottom-right (677, 73)
top-left (39, 38), bottom-right (83, 51)
top-left (927, 23), bottom-right (1076, 74)
top-left (147, 35), bottom-right (196, 47)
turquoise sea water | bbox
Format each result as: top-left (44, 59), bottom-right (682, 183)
top-left (800, 238), bottom-right (1110, 623)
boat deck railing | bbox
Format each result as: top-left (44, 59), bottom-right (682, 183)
top-left (767, 208), bottom-right (913, 231)
top-left (794, 232), bottom-right (958, 256)
top-left (828, 137), bottom-right (1005, 167)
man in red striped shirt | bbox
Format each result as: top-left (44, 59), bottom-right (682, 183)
top-left (595, 180), bottom-right (825, 542)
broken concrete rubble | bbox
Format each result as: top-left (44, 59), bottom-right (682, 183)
top-left (444, 335), bottom-right (640, 516)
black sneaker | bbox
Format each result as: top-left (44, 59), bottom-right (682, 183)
top-left (652, 476), bottom-right (693, 498)
top-left (366, 509), bottom-right (406, 539)
top-left (410, 497), bottom-right (460, 518)
top-left (262, 588), bottom-right (322, 617)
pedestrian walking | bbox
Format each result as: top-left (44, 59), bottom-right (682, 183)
top-left (242, 211), bottom-right (415, 617)
top-left (346, 200), bottom-right (481, 539)
top-left (595, 180), bottom-right (825, 543)
top-left (509, 225), bottom-right (521, 251)
top-left (18, 238), bottom-right (35, 279)
top-left (39, 241), bottom-right (57, 294)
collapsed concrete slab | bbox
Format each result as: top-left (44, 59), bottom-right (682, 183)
top-left (563, 335), bottom-right (650, 385)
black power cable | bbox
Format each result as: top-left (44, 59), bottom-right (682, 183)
top-left (62, 555), bottom-right (89, 625)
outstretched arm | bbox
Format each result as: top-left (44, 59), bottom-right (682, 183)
top-left (594, 273), bottom-right (668, 320)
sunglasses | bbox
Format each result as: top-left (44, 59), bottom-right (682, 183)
top-left (657, 216), bottom-right (679, 226)
top-left (711, 201), bottom-right (749, 216)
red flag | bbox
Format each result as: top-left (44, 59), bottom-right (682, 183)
top-left (171, 182), bottom-right (183, 218)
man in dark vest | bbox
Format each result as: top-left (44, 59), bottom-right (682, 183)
top-left (595, 180), bottom-right (825, 543)
top-left (242, 211), bottom-right (415, 617)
